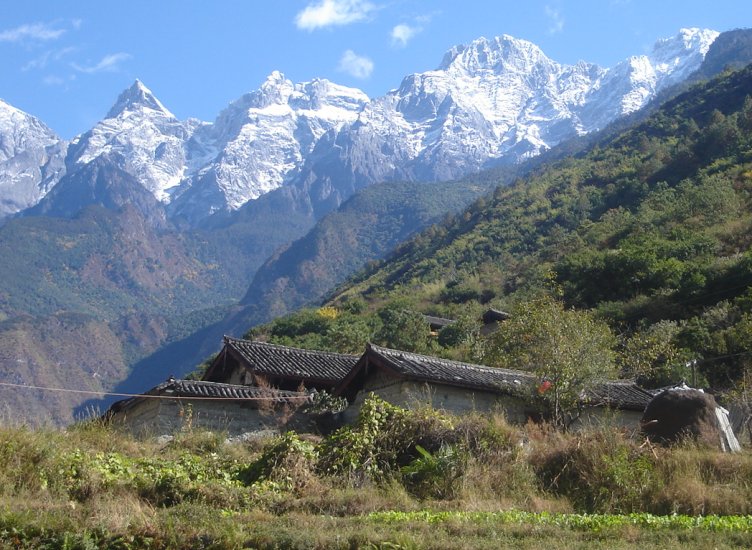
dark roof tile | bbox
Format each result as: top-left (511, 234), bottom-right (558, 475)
top-left (343, 344), bottom-right (650, 410)
top-left (364, 343), bottom-right (536, 395)
top-left (584, 381), bottom-right (654, 411)
top-left (224, 337), bottom-right (359, 384)
top-left (107, 378), bottom-right (311, 415)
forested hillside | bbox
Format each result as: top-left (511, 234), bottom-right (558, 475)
top-left (246, 64), bottom-right (752, 392)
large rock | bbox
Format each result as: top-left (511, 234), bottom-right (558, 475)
top-left (641, 388), bottom-right (734, 449)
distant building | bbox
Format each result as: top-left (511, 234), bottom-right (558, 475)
top-left (480, 308), bottom-right (510, 335)
top-left (105, 378), bottom-right (311, 437)
top-left (202, 336), bottom-right (359, 391)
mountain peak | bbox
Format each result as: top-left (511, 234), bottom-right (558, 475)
top-left (650, 27), bottom-right (719, 62)
top-left (438, 34), bottom-right (550, 74)
top-left (106, 80), bottom-right (174, 119)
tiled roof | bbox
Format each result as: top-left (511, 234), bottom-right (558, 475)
top-left (584, 382), bottom-right (657, 411)
top-left (482, 309), bottom-right (510, 324)
top-left (151, 379), bottom-right (310, 401)
top-left (223, 337), bottom-right (360, 385)
top-left (108, 378), bottom-right (311, 415)
top-left (423, 315), bottom-right (456, 330)
top-left (358, 343), bottom-right (536, 395)
top-left (340, 344), bottom-right (651, 411)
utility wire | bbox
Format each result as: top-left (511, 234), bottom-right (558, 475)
top-left (0, 381), bottom-right (311, 401)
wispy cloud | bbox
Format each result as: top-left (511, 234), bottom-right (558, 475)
top-left (42, 75), bottom-right (66, 86)
top-left (0, 22), bottom-right (66, 43)
top-left (22, 46), bottom-right (76, 71)
top-left (391, 23), bottom-right (419, 47)
top-left (544, 6), bottom-right (564, 35)
top-left (337, 49), bottom-right (373, 79)
top-left (295, 0), bottom-right (376, 30)
top-left (72, 52), bottom-right (132, 74)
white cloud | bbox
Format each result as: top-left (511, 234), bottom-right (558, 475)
top-left (22, 46), bottom-right (76, 71)
top-left (42, 75), bottom-right (66, 86)
top-left (391, 23), bottom-right (419, 47)
top-left (544, 6), bottom-right (564, 35)
top-left (295, 0), bottom-right (376, 30)
top-left (0, 22), bottom-right (66, 43)
top-left (72, 52), bottom-right (132, 74)
top-left (337, 49), bottom-right (373, 79)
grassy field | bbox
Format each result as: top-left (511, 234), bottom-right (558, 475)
top-left (1, 397), bottom-right (751, 548)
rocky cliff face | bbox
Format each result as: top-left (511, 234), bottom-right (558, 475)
top-left (0, 99), bottom-right (67, 218)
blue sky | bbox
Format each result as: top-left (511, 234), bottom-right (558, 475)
top-left (1, 0), bottom-right (749, 139)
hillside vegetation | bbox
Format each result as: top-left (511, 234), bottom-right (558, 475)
top-left (247, 65), bottom-right (752, 394)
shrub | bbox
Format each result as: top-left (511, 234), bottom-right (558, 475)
top-left (530, 429), bottom-right (662, 513)
top-left (401, 444), bottom-right (467, 499)
top-left (239, 432), bottom-right (318, 492)
top-left (316, 394), bottom-right (456, 482)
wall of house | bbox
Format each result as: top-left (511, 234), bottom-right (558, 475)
top-left (343, 371), bottom-right (531, 424)
top-left (571, 408), bottom-right (644, 432)
top-left (110, 398), bottom-right (293, 438)
top-left (222, 364), bottom-right (249, 386)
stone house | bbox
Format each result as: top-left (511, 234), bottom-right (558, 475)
top-left (108, 339), bottom-right (654, 437)
top-left (106, 378), bottom-right (311, 437)
top-left (335, 343), bottom-right (654, 427)
top-left (335, 343), bottom-right (538, 423)
top-left (202, 336), bottom-right (359, 391)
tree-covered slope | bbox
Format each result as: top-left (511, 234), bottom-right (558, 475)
top-left (227, 173), bottom-right (507, 333)
top-left (250, 64), bottom-right (752, 391)
top-left (0, 193), bottom-right (313, 424)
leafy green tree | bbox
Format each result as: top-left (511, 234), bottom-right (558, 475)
top-left (324, 314), bottom-right (377, 354)
top-left (485, 295), bottom-right (617, 428)
top-left (619, 321), bottom-right (696, 388)
top-left (375, 302), bottom-right (431, 353)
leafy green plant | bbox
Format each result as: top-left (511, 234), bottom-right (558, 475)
top-left (238, 432), bottom-right (318, 491)
top-left (400, 444), bottom-right (467, 499)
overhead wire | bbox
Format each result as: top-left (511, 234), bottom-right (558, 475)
top-left (0, 381), bottom-right (311, 401)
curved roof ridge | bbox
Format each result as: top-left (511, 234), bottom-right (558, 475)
top-left (367, 342), bottom-right (535, 378)
top-left (224, 335), bottom-right (360, 359)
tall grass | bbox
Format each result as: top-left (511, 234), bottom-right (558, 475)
top-left (0, 397), bottom-right (751, 547)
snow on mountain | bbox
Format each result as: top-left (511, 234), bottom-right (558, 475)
top-left (0, 99), bottom-right (67, 218)
top-left (579, 28), bottom-right (719, 129)
top-left (168, 72), bottom-right (369, 221)
top-left (1, 28), bottom-right (719, 223)
top-left (66, 80), bottom-right (196, 203)
top-left (296, 28), bottom-right (718, 205)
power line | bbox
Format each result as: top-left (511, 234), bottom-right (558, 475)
top-left (0, 381), bottom-right (310, 401)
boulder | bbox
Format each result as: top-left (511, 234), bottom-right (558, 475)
top-left (641, 388), bottom-right (725, 448)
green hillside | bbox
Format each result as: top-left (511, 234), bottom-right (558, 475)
top-left (248, 65), bottom-right (752, 392)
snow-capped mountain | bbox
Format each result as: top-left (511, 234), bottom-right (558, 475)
top-left (579, 28), bottom-right (719, 129)
top-left (65, 80), bottom-right (197, 204)
top-left (0, 99), bottom-right (67, 218)
top-left (167, 72), bottom-right (369, 221)
top-left (0, 28), bottom-right (720, 222)
top-left (289, 28), bottom-right (719, 212)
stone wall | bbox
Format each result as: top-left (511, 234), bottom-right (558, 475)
top-left (343, 371), bottom-right (531, 424)
top-left (110, 398), bottom-right (293, 437)
top-left (343, 370), bottom-right (644, 430)
top-left (572, 407), bottom-right (643, 431)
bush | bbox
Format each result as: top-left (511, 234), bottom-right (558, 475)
top-left (239, 432), bottom-right (318, 492)
top-left (316, 395), bottom-right (455, 482)
top-left (401, 444), bottom-right (467, 499)
top-left (530, 429), bottom-right (662, 513)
